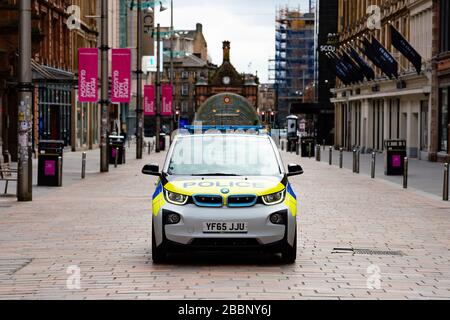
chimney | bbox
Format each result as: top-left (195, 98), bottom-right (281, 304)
top-left (223, 41), bottom-right (230, 62)
top-left (196, 23), bottom-right (203, 33)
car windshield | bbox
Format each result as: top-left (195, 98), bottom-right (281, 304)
top-left (167, 135), bottom-right (281, 176)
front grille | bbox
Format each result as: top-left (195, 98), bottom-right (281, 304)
top-left (192, 195), bottom-right (223, 207)
top-left (191, 238), bottom-right (260, 247)
top-left (227, 195), bottom-right (257, 207)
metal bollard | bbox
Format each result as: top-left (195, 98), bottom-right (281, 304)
top-left (296, 142), bottom-right (300, 156)
top-left (403, 157), bottom-right (408, 189)
top-left (339, 148), bottom-right (343, 169)
top-left (58, 156), bottom-right (63, 186)
top-left (443, 163), bottom-right (449, 201)
top-left (81, 152), bottom-right (86, 179)
top-left (148, 141), bottom-right (151, 155)
top-left (281, 141), bottom-right (284, 151)
top-left (356, 149), bottom-right (360, 174)
top-left (316, 145), bottom-right (321, 162)
top-left (352, 149), bottom-right (357, 173)
top-left (308, 143), bottom-right (312, 158)
top-left (329, 146), bottom-right (333, 165)
top-left (115, 147), bottom-right (119, 168)
top-left (371, 152), bottom-right (376, 179)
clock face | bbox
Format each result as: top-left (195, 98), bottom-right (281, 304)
top-left (222, 76), bottom-right (231, 85)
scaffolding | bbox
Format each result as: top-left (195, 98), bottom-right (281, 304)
top-left (271, 5), bottom-right (315, 125)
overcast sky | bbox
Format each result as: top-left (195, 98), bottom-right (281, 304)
top-left (156, 0), bottom-right (312, 83)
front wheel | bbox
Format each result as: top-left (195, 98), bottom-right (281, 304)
top-left (281, 231), bottom-right (297, 264)
top-left (152, 225), bottom-right (167, 264)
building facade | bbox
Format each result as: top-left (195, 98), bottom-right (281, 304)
top-left (0, 0), bottom-right (99, 160)
top-left (196, 41), bottom-right (258, 113)
top-left (258, 83), bottom-right (276, 125)
top-left (331, 0), bottom-right (433, 160)
top-left (431, 0), bottom-right (450, 162)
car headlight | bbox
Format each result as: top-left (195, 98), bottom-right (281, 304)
top-left (164, 189), bottom-right (189, 205)
top-left (262, 189), bottom-right (286, 205)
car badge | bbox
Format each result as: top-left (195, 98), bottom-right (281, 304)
top-left (221, 188), bottom-right (230, 194)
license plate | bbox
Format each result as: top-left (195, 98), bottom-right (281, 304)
top-left (203, 222), bottom-right (248, 233)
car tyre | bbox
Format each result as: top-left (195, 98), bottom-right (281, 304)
top-left (152, 224), bottom-right (167, 264)
top-left (281, 230), bottom-right (297, 264)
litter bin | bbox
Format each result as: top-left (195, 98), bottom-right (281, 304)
top-left (300, 137), bottom-right (316, 158)
top-left (159, 133), bottom-right (166, 151)
top-left (38, 140), bottom-right (64, 187)
top-left (109, 135), bottom-right (126, 165)
top-left (384, 139), bottom-right (406, 176)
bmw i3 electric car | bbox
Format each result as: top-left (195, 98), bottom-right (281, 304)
top-left (142, 133), bottom-right (303, 263)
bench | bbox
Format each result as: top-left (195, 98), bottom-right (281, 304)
top-left (0, 154), bottom-right (18, 194)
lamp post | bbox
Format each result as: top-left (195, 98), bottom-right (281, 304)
top-left (99, 0), bottom-right (109, 172)
top-left (155, 24), bottom-right (161, 153)
top-left (169, 0), bottom-right (174, 141)
top-left (135, 0), bottom-right (144, 159)
top-left (17, 0), bottom-right (33, 201)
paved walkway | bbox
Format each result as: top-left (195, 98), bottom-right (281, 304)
top-left (291, 145), bottom-right (448, 200)
top-left (0, 145), bottom-right (449, 299)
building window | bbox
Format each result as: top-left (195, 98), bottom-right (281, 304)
top-left (181, 101), bottom-right (188, 112)
top-left (439, 88), bottom-right (449, 152)
top-left (440, 0), bottom-right (450, 53)
top-left (181, 71), bottom-right (189, 79)
top-left (420, 100), bottom-right (428, 151)
top-left (181, 84), bottom-right (189, 96)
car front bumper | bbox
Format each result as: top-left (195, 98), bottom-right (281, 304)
top-left (153, 202), bottom-right (297, 250)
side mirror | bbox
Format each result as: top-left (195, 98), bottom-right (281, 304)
top-left (287, 164), bottom-right (304, 177)
top-left (142, 164), bottom-right (160, 176)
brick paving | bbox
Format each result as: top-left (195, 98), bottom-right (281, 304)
top-left (0, 145), bottom-right (449, 300)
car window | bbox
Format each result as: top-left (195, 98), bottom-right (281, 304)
top-left (167, 136), bottom-right (281, 176)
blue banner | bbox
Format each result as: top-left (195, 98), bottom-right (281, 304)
top-left (390, 25), bottom-right (422, 75)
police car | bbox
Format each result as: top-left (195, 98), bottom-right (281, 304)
top-left (142, 129), bottom-right (303, 263)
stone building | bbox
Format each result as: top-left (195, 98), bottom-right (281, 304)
top-left (431, 0), bottom-right (450, 162)
top-left (0, 0), bottom-right (98, 160)
top-left (331, 0), bottom-right (434, 160)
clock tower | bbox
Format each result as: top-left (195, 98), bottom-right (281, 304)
top-left (195, 41), bottom-right (258, 110)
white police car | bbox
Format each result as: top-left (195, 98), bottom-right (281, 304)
top-left (142, 132), bottom-right (303, 263)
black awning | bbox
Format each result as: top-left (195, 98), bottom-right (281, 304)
top-left (32, 60), bottom-right (75, 84)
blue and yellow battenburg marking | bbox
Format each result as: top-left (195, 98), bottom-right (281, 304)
top-left (284, 183), bottom-right (297, 217)
top-left (152, 180), bottom-right (166, 216)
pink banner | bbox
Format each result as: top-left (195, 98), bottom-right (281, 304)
top-left (161, 84), bottom-right (173, 116)
top-left (78, 48), bottom-right (98, 103)
top-left (111, 49), bottom-right (132, 103)
top-left (144, 85), bottom-right (155, 116)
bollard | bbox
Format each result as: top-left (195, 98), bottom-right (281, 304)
top-left (371, 152), bottom-right (376, 179)
top-left (58, 156), bottom-right (63, 186)
top-left (356, 149), bottom-right (360, 174)
top-left (281, 141), bottom-right (284, 151)
top-left (329, 146), bottom-right (333, 165)
top-left (81, 152), bottom-right (86, 179)
top-left (316, 145), bottom-right (321, 162)
top-left (115, 147), bottom-right (119, 168)
top-left (296, 142), bottom-right (300, 156)
top-left (352, 149), bottom-right (357, 173)
top-left (443, 163), bottom-right (449, 201)
top-left (403, 157), bottom-right (408, 189)
top-left (339, 148), bottom-right (343, 169)
top-left (148, 141), bottom-right (151, 155)
top-left (308, 143), bottom-right (312, 158)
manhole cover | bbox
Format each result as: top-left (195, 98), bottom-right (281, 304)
top-left (332, 248), bottom-right (405, 256)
